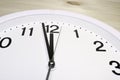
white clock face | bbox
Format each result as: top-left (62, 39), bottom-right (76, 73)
top-left (0, 10), bottom-right (120, 80)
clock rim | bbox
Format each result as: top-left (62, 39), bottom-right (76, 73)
top-left (0, 9), bottom-right (120, 39)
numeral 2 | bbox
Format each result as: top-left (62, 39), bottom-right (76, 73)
top-left (94, 41), bottom-right (106, 52)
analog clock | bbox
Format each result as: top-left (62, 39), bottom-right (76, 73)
top-left (0, 10), bottom-right (120, 80)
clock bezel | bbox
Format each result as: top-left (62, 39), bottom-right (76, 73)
top-left (0, 9), bottom-right (120, 50)
top-left (0, 10), bottom-right (119, 38)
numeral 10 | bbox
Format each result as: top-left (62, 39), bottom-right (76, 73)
top-left (0, 37), bottom-right (12, 48)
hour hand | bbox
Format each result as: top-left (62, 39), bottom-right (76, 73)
top-left (42, 23), bottom-right (54, 61)
top-left (49, 33), bottom-right (54, 60)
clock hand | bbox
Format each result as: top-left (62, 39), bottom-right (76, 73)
top-left (46, 64), bottom-right (52, 80)
top-left (46, 26), bottom-right (63, 80)
top-left (46, 59), bottom-right (55, 80)
top-left (42, 23), bottom-right (55, 80)
top-left (49, 33), bottom-right (54, 60)
top-left (54, 26), bottom-right (62, 52)
top-left (46, 33), bottom-right (55, 80)
top-left (42, 23), bottom-right (55, 61)
top-left (42, 23), bottom-right (51, 59)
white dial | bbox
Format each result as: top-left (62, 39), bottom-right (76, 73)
top-left (0, 10), bottom-right (120, 80)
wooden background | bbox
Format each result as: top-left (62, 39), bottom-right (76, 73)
top-left (0, 0), bottom-right (120, 31)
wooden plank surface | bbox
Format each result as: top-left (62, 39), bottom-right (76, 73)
top-left (0, 0), bottom-right (120, 31)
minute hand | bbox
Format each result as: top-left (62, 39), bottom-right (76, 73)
top-left (42, 23), bottom-right (55, 80)
top-left (42, 23), bottom-right (51, 60)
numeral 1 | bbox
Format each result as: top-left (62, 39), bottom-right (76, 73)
top-left (74, 29), bottom-right (79, 38)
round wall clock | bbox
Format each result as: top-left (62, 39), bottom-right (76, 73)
top-left (0, 10), bottom-right (120, 80)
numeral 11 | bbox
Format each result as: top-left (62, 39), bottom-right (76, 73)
top-left (22, 27), bottom-right (33, 36)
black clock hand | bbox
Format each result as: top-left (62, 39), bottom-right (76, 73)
top-left (46, 26), bottom-right (63, 80)
top-left (46, 59), bottom-right (55, 80)
top-left (46, 33), bottom-right (55, 80)
top-left (42, 23), bottom-right (55, 61)
top-left (49, 33), bottom-right (54, 60)
top-left (42, 23), bottom-right (55, 80)
top-left (42, 23), bottom-right (51, 59)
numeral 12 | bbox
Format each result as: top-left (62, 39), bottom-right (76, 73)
top-left (42, 23), bottom-right (59, 33)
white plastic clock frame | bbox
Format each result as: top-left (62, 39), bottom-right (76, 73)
top-left (0, 9), bottom-right (120, 48)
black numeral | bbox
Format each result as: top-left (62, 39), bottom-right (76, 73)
top-left (0, 37), bottom-right (12, 48)
top-left (22, 27), bottom-right (33, 36)
top-left (74, 29), bottom-right (79, 38)
top-left (50, 25), bottom-right (59, 33)
top-left (94, 41), bottom-right (106, 52)
top-left (29, 27), bottom-right (33, 36)
top-left (109, 60), bottom-right (120, 75)
top-left (42, 23), bottom-right (59, 33)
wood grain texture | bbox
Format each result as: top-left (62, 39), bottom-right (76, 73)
top-left (0, 0), bottom-right (120, 31)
